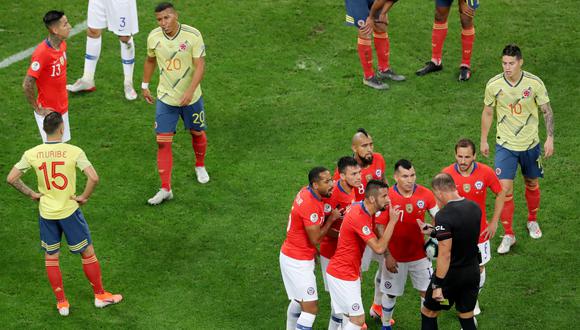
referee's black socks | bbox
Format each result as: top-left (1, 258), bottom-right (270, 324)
top-left (421, 313), bottom-right (438, 330)
top-left (458, 316), bottom-right (477, 330)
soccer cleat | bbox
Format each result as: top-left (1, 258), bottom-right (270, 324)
top-left (527, 221), bottom-right (542, 239)
top-left (57, 300), bottom-right (70, 316)
top-left (363, 75), bottom-right (389, 90)
top-left (147, 189), bottom-right (173, 205)
top-left (416, 61), bottom-right (443, 76)
top-left (195, 166), bottom-right (210, 184)
top-left (497, 235), bottom-right (516, 254)
top-left (473, 299), bottom-right (481, 315)
top-left (370, 303), bottom-right (383, 319)
top-left (66, 78), bottom-right (96, 93)
top-left (458, 66), bottom-right (472, 81)
top-left (124, 83), bottom-right (138, 101)
top-left (377, 68), bottom-right (406, 81)
top-left (94, 291), bottom-right (123, 308)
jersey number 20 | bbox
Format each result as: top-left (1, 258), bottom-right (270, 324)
top-left (38, 161), bottom-right (68, 190)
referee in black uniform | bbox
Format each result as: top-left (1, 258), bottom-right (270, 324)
top-left (420, 173), bottom-right (482, 330)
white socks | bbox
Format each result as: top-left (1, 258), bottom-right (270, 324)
top-left (286, 300), bottom-right (302, 330)
top-left (479, 268), bottom-right (486, 291)
top-left (83, 36), bottom-right (102, 81)
top-left (328, 306), bottom-right (343, 330)
top-left (373, 268), bottom-right (383, 305)
top-left (120, 37), bottom-right (135, 85)
top-left (296, 311), bottom-right (316, 330)
top-left (382, 295), bottom-right (397, 326)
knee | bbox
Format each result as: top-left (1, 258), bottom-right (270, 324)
top-left (81, 244), bottom-right (95, 257)
top-left (301, 301), bottom-right (319, 315)
top-left (190, 129), bottom-right (203, 137)
top-left (87, 28), bottom-right (102, 38)
top-left (479, 266), bottom-right (485, 273)
top-left (119, 35), bottom-right (132, 43)
top-left (45, 252), bottom-right (60, 260)
top-left (349, 314), bottom-right (365, 326)
top-left (358, 29), bottom-right (371, 39)
top-left (459, 15), bottom-right (474, 29)
top-left (434, 9), bottom-right (448, 22)
top-left (524, 178), bottom-right (538, 188)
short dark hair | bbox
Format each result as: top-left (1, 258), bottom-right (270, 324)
top-left (43, 112), bottom-right (63, 135)
top-left (502, 44), bottom-right (522, 60)
top-left (394, 159), bottom-right (413, 172)
top-left (455, 138), bottom-right (476, 154)
top-left (155, 2), bottom-right (175, 12)
top-left (365, 179), bottom-right (389, 199)
top-left (337, 156), bottom-right (359, 175)
top-left (356, 127), bottom-right (369, 137)
top-left (308, 166), bottom-right (329, 185)
top-left (431, 173), bottom-right (456, 192)
top-left (43, 10), bottom-right (65, 28)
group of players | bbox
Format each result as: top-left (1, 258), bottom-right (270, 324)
top-left (8, 1), bottom-right (209, 316)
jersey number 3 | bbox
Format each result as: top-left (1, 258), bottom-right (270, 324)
top-left (39, 161), bottom-right (68, 190)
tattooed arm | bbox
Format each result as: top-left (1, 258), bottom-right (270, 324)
top-left (22, 75), bottom-right (50, 116)
top-left (6, 167), bottom-right (42, 201)
top-left (540, 102), bottom-right (554, 158)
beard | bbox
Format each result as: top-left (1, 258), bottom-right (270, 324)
top-left (359, 154), bottom-right (374, 167)
top-left (321, 190), bottom-right (332, 198)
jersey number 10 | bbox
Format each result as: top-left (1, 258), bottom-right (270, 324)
top-left (38, 161), bottom-right (68, 190)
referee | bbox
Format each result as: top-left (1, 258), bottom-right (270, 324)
top-left (420, 173), bottom-right (482, 330)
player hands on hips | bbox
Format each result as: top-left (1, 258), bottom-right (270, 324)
top-left (480, 44), bottom-right (554, 254)
top-left (6, 112), bottom-right (122, 317)
top-left (142, 2), bottom-right (210, 205)
top-left (345, 0), bottom-right (406, 90)
top-left (67, 0), bottom-right (139, 100)
top-left (280, 167), bottom-right (339, 330)
top-left (23, 11), bottom-right (72, 143)
top-left (326, 180), bottom-right (401, 330)
top-left (416, 0), bottom-right (479, 81)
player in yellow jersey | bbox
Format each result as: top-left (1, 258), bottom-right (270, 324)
top-left (6, 112), bottom-right (122, 316)
top-left (142, 2), bottom-right (209, 205)
top-left (480, 44), bottom-right (555, 254)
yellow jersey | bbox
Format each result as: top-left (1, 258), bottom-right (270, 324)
top-left (14, 142), bottom-right (92, 219)
top-left (147, 23), bottom-right (205, 106)
top-left (484, 71), bottom-right (550, 151)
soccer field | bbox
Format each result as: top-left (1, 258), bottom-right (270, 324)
top-left (0, 0), bottom-right (579, 329)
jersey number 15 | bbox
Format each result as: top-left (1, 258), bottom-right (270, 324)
top-left (39, 161), bottom-right (68, 190)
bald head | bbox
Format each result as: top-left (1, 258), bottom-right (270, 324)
top-left (431, 173), bottom-right (457, 192)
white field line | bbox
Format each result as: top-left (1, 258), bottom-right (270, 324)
top-left (0, 20), bottom-right (87, 69)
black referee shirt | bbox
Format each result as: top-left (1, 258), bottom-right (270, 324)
top-left (434, 198), bottom-right (482, 268)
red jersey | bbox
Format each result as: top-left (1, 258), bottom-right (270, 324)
top-left (376, 185), bottom-right (437, 262)
top-left (443, 162), bottom-right (502, 243)
top-left (27, 39), bottom-right (68, 114)
top-left (327, 202), bottom-right (377, 281)
top-left (320, 180), bottom-right (355, 259)
top-left (281, 186), bottom-right (325, 260)
top-left (333, 153), bottom-right (386, 202)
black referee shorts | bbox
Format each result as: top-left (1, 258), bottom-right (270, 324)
top-left (424, 264), bottom-right (480, 313)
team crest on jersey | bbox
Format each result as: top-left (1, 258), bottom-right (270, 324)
top-left (417, 200), bottom-right (425, 209)
top-left (384, 281), bottom-right (392, 289)
top-left (475, 181), bottom-right (484, 190)
top-left (352, 303), bottom-right (360, 311)
top-left (375, 169), bottom-right (382, 178)
top-left (463, 183), bottom-right (471, 193)
top-left (179, 42), bottom-right (188, 51)
top-left (324, 203), bottom-right (332, 213)
top-left (366, 174), bottom-right (373, 182)
top-left (310, 213), bottom-right (319, 223)
top-left (522, 87), bottom-right (532, 99)
top-left (307, 287), bottom-right (315, 295)
top-left (406, 203), bottom-right (413, 213)
top-left (31, 61), bottom-right (40, 71)
top-left (362, 226), bottom-right (371, 236)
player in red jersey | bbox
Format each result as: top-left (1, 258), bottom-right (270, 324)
top-left (320, 157), bottom-right (361, 329)
top-left (373, 159), bottom-right (438, 330)
top-left (280, 167), bottom-right (339, 330)
top-left (442, 138), bottom-right (505, 315)
top-left (23, 10), bottom-right (72, 142)
top-left (326, 180), bottom-right (400, 330)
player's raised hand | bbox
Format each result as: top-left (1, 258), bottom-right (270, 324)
top-left (327, 208), bottom-right (341, 222)
top-left (480, 221), bottom-right (498, 240)
top-left (544, 137), bottom-right (554, 158)
top-left (388, 204), bottom-right (401, 223)
top-left (142, 88), bottom-right (155, 104)
top-left (480, 141), bottom-right (490, 158)
top-left (71, 195), bottom-right (89, 205)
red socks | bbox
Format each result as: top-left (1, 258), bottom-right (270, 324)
top-left (82, 254), bottom-right (105, 295)
top-left (431, 20), bottom-right (448, 65)
top-left (45, 257), bottom-right (66, 303)
top-left (357, 37), bottom-right (374, 79)
top-left (525, 184), bottom-right (541, 221)
top-left (461, 27), bottom-right (475, 67)
top-left (191, 131), bottom-right (207, 167)
top-left (373, 32), bottom-right (390, 72)
top-left (156, 134), bottom-right (174, 191)
top-left (500, 194), bottom-right (515, 236)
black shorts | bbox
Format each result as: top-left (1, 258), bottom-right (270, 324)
top-left (424, 264), bottom-right (480, 313)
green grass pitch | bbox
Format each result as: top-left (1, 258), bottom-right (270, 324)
top-left (0, 0), bottom-right (579, 329)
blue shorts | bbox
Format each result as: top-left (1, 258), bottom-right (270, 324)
top-left (345, 0), bottom-right (381, 28)
top-left (39, 208), bottom-right (92, 255)
top-left (436, 0), bottom-right (454, 7)
top-left (155, 97), bottom-right (207, 134)
top-left (494, 144), bottom-right (544, 180)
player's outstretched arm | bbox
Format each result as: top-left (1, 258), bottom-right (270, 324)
top-left (142, 56), bottom-right (157, 104)
top-left (540, 102), bottom-right (554, 158)
top-left (72, 166), bottom-right (99, 205)
top-left (6, 167), bottom-right (41, 201)
top-left (480, 105), bottom-right (494, 157)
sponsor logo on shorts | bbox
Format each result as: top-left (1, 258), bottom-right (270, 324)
top-left (384, 281), bottom-right (392, 289)
top-left (324, 203), bottom-right (332, 213)
top-left (475, 180), bottom-right (484, 190)
top-left (352, 303), bottom-right (360, 311)
top-left (31, 61), bottom-right (40, 71)
top-left (376, 169), bottom-right (382, 178)
top-left (362, 226), bottom-right (371, 236)
top-left (307, 287), bottom-right (315, 295)
top-left (310, 213), bottom-right (319, 223)
top-left (495, 168), bottom-right (502, 175)
top-left (417, 200), bottom-right (425, 209)
top-left (463, 183), bottom-right (471, 193)
top-left (406, 203), bottom-right (413, 213)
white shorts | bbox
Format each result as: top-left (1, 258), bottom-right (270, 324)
top-left (478, 240), bottom-right (491, 266)
top-left (88, 0), bottom-right (139, 36)
top-left (279, 252), bottom-right (318, 302)
top-left (326, 273), bottom-right (364, 316)
top-left (380, 257), bottom-right (432, 296)
top-left (34, 112), bottom-right (70, 143)
top-left (361, 245), bottom-right (384, 272)
top-left (320, 255), bottom-right (331, 291)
